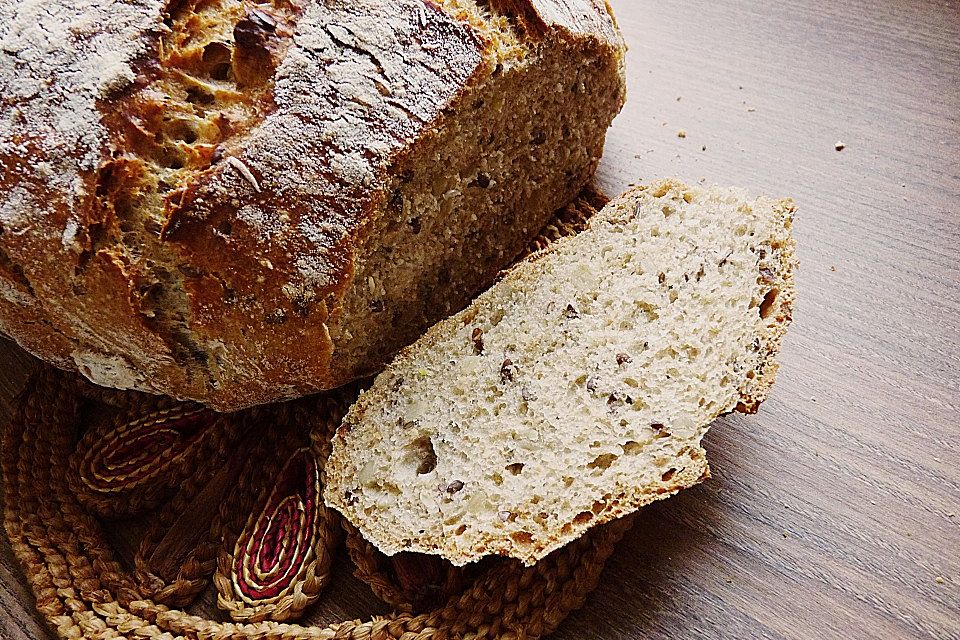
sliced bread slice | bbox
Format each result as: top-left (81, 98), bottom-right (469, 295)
top-left (324, 179), bottom-right (797, 566)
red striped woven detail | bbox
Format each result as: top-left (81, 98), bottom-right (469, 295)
top-left (79, 408), bottom-right (211, 493)
top-left (232, 448), bottom-right (321, 603)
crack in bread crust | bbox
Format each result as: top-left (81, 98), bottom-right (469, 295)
top-left (90, 0), bottom-right (309, 390)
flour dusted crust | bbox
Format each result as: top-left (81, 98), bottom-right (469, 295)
top-left (324, 179), bottom-right (797, 566)
top-left (0, 0), bottom-right (170, 381)
top-left (0, 0), bottom-right (625, 409)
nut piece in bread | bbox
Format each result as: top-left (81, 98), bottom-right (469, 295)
top-left (324, 179), bottom-right (797, 566)
top-left (0, 0), bottom-right (625, 410)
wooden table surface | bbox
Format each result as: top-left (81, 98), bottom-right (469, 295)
top-left (2, 0), bottom-right (958, 638)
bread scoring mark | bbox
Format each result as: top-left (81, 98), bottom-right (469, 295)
top-left (115, 0), bottom-right (304, 208)
top-left (76, 0), bottom-right (307, 381)
top-left (161, 0), bottom-right (485, 326)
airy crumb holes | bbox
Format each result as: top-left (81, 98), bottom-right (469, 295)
top-left (510, 531), bottom-right (533, 545)
top-left (505, 462), bottom-right (524, 475)
top-left (760, 288), bottom-right (779, 319)
top-left (587, 453), bottom-right (618, 471)
top-left (573, 511), bottom-right (593, 525)
top-left (406, 436), bottom-right (437, 475)
top-left (622, 441), bottom-right (642, 455)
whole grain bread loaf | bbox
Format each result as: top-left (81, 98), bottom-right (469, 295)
top-left (0, 0), bottom-right (625, 410)
top-left (324, 179), bottom-right (797, 566)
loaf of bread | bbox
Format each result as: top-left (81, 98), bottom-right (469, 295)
top-left (324, 179), bottom-right (797, 566)
top-left (0, 0), bottom-right (625, 410)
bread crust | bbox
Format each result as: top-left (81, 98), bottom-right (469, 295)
top-left (0, 0), bottom-right (625, 409)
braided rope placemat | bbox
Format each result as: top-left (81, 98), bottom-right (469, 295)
top-left (1, 188), bottom-right (634, 640)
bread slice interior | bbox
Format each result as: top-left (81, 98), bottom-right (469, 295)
top-left (324, 179), bottom-right (796, 566)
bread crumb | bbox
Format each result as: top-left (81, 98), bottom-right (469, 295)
top-left (947, 512), bottom-right (956, 518)
top-left (747, 107), bottom-right (756, 112)
top-left (834, 141), bottom-right (846, 151)
top-left (782, 531), bottom-right (789, 538)
top-left (830, 265), bottom-right (836, 272)
top-left (677, 129), bottom-right (687, 139)
top-left (935, 576), bottom-right (945, 584)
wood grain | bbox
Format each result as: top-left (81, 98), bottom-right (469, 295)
top-left (1, 0), bottom-right (958, 638)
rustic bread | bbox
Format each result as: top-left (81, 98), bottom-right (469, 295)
top-left (0, 0), bottom-right (625, 410)
top-left (324, 179), bottom-right (797, 566)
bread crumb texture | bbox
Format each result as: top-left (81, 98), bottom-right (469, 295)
top-left (325, 179), bottom-right (797, 566)
top-left (0, 0), bottom-right (624, 410)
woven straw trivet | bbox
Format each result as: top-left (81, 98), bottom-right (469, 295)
top-left (1, 188), bottom-right (637, 640)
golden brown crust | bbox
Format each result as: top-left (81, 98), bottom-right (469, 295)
top-left (162, 0), bottom-right (488, 407)
top-left (0, 0), bottom-right (626, 410)
top-left (0, 0), bottom-right (180, 391)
